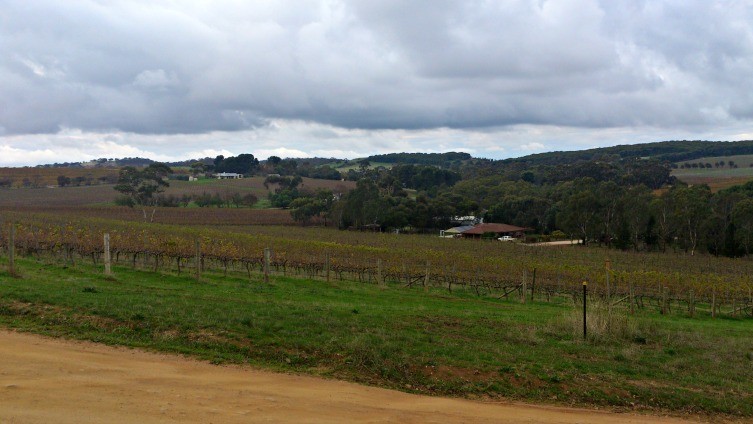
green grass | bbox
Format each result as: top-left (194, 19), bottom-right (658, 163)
top-left (677, 154), bottom-right (753, 169)
top-left (0, 256), bottom-right (752, 418)
top-left (671, 159), bottom-right (753, 191)
top-left (332, 161), bottom-right (394, 172)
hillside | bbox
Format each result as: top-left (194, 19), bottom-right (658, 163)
top-left (497, 139), bottom-right (753, 167)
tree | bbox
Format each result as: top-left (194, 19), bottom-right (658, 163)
top-left (189, 162), bottom-right (206, 177)
top-left (57, 175), bottom-right (71, 187)
top-left (597, 181), bottom-right (624, 245)
top-left (114, 163), bottom-right (172, 222)
top-left (618, 185), bottom-right (653, 250)
top-left (557, 180), bottom-right (601, 244)
top-left (667, 185), bottom-right (712, 255)
top-left (732, 198), bottom-right (753, 255)
top-left (214, 153), bottom-right (259, 175)
top-left (290, 190), bottom-right (334, 225)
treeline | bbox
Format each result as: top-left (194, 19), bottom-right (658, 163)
top-left (467, 158), bottom-right (674, 189)
top-left (287, 174), bottom-right (753, 257)
top-left (365, 152), bottom-right (471, 168)
top-left (495, 139), bottom-right (753, 168)
top-left (116, 191), bottom-right (258, 209)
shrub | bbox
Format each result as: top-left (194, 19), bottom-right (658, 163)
top-left (114, 195), bottom-right (135, 207)
top-left (547, 299), bottom-right (652, 344)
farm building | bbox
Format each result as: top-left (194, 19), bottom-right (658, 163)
top-left (216, 172), bottom-right (243, 179)
top-left (440, 225), bottom-right (475, 238)
top-left (441, 223), bottom-right (527, 239)
top-left (461, 223), bottom-right (527, 239)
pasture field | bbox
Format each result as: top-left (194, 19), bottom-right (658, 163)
top-left (0, 167), bottom-right (119, 188)
top-left (676, 154), bottom-right (753, 169)
top-left (165, 177), bottom-right (353, 198)
top-left (329, 161), bottom-right (394, 171)
top-left (0, 254), bottom-right (752, 418)
top-left (672, 156), bottom-right (753, 191)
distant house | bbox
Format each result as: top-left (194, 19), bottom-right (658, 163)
top-left (460, 223), bottom-right (527, 239)
top-left (440, 225), bottom-right (475, 238)
top-left (216, 172), bottom-right (243, 179)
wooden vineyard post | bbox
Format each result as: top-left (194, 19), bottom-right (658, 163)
top-left (194, 239), bottom-right (201, 282)
top-left (103, 233), bottom-right (112, 276)
top-left (661, 286), bottom-right (668, 315)
top-left (8, 223), bottom-right (15, 277)
top-left (605, 259), bottom-right (612, 313)
top-left (629, 280), bottom-right (635, 315)
top-left (582, 281), bottom-right (588, 341)
top-left (711, 286), bottom-right (717, 319)
top-left (423, 261), bottom-right (430, 293)
top-left (325, 253), bottom-right (330, 283)
top-left (142, 232), bottom-right (148, 270)
top-left (264, 248), bottom-right (271, 284)
top-left (530, 268), bottom-right (536, 302)
top-left (521, 270), bottom-right (527, 304)
top-left (688, 290), bottom-right (695, 318)
top-left (449, 263), bottom-right (456, 293)
top-left (377, 259), bottom-right (385, 289)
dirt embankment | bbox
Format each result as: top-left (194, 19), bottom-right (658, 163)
top-left (0, 330), bottom-right (708, 423)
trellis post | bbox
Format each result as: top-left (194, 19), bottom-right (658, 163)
top-left (264, 248), bottom-right (271, 283)
top-left (194, 239), bottom-right (201, 282)
top-left (103, 233), bottom-right (112, 276)
top-left (8, 224), bottom-right (16, 276)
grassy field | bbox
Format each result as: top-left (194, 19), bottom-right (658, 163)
top-left (329, 161), bottom-right (394, 172)
top-left (672, 155), bottom-right (753, 191)
top-left (0, 255), bottom-right (752, 418)
top-left (677, 154), bottom-right (753, 169)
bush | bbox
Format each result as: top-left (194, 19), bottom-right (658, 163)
top-left (155, 194), bottom-right (180, 207)
top-left (547, 299), bottom-right (651, 344)
top-left (114, 196), bottom-right (135, 207)
top-left (551, 230), bottom-right (567, 240)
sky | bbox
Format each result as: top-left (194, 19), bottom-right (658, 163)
top-left (2, 0), bottom-right (753, 166)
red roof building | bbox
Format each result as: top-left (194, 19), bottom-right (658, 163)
top-left (460, 223), bottom-right (528, 238)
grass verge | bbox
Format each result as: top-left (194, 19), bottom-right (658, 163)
top-left (0, 257), bottom-right (752, 418)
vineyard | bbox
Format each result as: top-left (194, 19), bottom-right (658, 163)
top-left (5, 206), bottom-right (301, 226)
top-left (0, 176), bottom-right (355, 209)
top-left (2, 211), bottom-right (752, 319)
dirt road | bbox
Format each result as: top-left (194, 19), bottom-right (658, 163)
top-left (0, 330), bottom-right (704, 423)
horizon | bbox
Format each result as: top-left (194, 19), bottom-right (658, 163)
top-left (7, 138), bottom-right (753, 168)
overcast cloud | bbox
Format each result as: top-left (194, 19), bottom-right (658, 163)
top-left (1, 0), bottom-right (752, 166)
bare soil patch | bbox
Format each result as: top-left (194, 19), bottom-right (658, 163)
top-left (0, 330), bottom-right (708, 423)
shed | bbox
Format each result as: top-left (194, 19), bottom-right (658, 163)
top-left (440, 225), bottom-right (475, 237)
top-left (216, 172), bottom-right (243, 179)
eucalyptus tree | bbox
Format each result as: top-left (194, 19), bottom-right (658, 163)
top-left (113, 163), bottom-right (172, 222)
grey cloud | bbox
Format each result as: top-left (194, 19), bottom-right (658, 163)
top-left (1, 0), bottom-right (752, 139)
